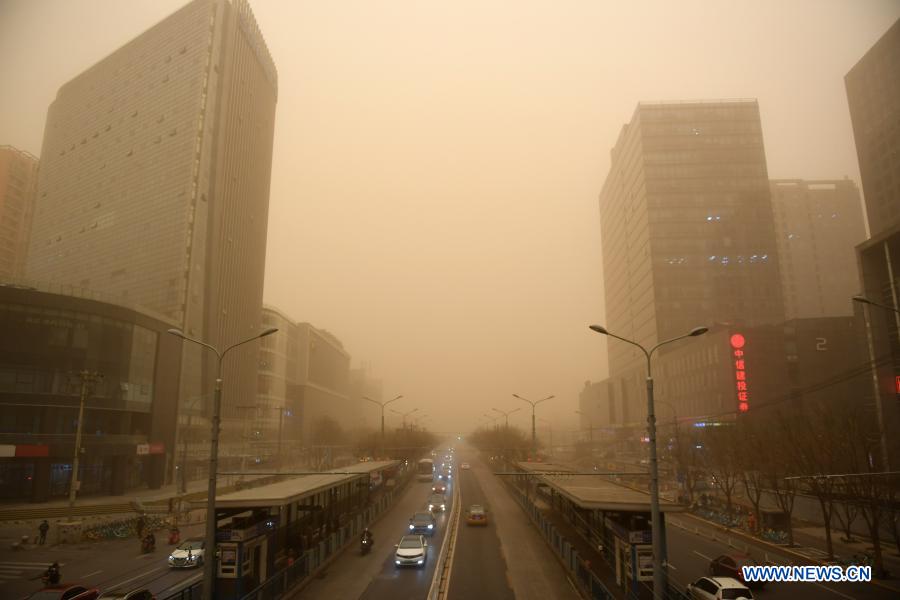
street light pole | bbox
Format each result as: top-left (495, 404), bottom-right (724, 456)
top-left (168, 326), bottom-right (278, 600)
top-left (391, 407), bottom-right (419, 429)
top-left (492, 407), bottom-right (521, 429)
top-left (512, 393), bottom-right (554, 455)
top-left (852, 295), bottom-right (895, 470)
top-left (68, 370), bottom-right (103, 521)
top-left (589, 324), bottom-right (707, 599)
top-left (363, 394), bottom-right (402, 455)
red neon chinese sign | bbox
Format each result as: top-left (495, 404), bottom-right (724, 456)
top-left (896, 376), bottom-right (900, 394)
top-left (731, 333), bottom-right (749, 412)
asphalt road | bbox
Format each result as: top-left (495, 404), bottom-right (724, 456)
top-left (449, 451), bottom-right (580, 600)
top-left (447, 459), bottom-right (515, 600)
top-left (299, 470), bottom-right (453, 600)
top-left (667, 516), bottom-right (896, 600)
top-left (2, 523), bottom-right (205, 599)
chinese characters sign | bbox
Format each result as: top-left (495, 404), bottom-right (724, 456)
top-left (731, 333), bottom-right (749, 412)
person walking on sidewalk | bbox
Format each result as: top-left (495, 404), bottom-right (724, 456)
top-left (38, 520), bottom-right (49, 545)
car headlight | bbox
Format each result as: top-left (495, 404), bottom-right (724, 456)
top-left (417, 559), bottom-right (424, 564)
top-left (168, 556), bottom-right (175, 562)
top-left (441, 504), bottom-right (446, 510)
top-left (409, 524), bottom-right (414, 529)
top-left (189, 555), bottom-right (198, 562)
top-left (427, 524), bottom-right (433, 529)
top-left (428, 504), bottom-right (433, 510)
top-left (395, 560), bottom-right (401, 565)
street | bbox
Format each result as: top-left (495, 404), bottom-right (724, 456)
top-left (1, 523), bottom-right (204, 599)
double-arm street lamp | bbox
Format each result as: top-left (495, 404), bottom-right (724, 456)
top-left (168, 326), bottom-right (278, 600)
top-left (512, 393), bottom-right (555, 454)
top-left (589, 323), bottom-right (707, 599)
top-left (492, 407), bottom-right (521, 429)
top-left (392, 406), bottom-right (419, 429)
top-left (363, 394), bottom-right (403, 453)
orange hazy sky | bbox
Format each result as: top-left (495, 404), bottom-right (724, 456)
top-left (1, 0), bottom-right (898, 435)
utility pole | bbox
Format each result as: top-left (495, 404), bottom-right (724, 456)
top-left (68, 370), bottom-right (103, 521)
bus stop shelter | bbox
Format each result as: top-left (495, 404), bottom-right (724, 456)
top-left (514, 461), bottom-right (686, 598)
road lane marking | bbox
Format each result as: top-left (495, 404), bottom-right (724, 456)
top-left (81, 569), bottom-right (103, 578)
top-left (109, 565), bottom-right (165, 589)
top-left (667, 563), bottom-right (678, 570)
top-left (693, 550), bottom-right (712, 562)
top-left (810, 582), bottom-right (859, 600)
top-left (159, 572), bottom-right (202, 596)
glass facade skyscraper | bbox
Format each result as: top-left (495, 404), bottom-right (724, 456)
top-left (599, 100), bottom-right (784, 377)
top-left (25, 0), bottom-right (278, 447)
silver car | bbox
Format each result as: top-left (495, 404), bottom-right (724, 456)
top-left (394, 534), bottom-right (429, 567)
top-left (168, 538), bottom-right (205, 568)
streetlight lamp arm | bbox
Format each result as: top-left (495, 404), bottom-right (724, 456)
top-left (223, 328), bottom-right (278, 358)
top-left (168, 329), bottom-right (220, 358)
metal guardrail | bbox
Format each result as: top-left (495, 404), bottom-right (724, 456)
top-left (427, 473), bottom-right (461, 599)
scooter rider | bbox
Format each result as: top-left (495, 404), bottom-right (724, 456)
top-left (142, 531), bottom-right (156, 552)
top-left (43, 561), bottom-right (61, 585)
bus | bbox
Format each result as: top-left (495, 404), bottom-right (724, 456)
top-left (416, 458), bottom-right (434, 481)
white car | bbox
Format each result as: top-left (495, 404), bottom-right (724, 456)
top-left (460, 462), bottom-right (470, 469)
top-left (168, 538), bottom-right (205, 568)
top-left (394, 534), bottom-right (429, 567)
top-left (687, 576), bottom-right (753, 600)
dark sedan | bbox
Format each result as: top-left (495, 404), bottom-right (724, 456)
top-left (709, 554), bottom-right (765, 588)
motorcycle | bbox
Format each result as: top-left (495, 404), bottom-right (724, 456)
top-left (360, 537), bottom-right (373, 555)
top-left (141, 536), bottom-right (156, 554)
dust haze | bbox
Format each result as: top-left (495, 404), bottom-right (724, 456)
top-left (1, 0), bottom-right (898, 435)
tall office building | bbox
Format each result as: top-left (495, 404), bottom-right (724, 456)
top-left (599, 100), bottom-right (784, 377)
top-left (845, 18), bottom-right (900, 237)
top-left (770, 179), bottom-right (866, 319)
top-left (0, 146), bottom-right (39, 279)
top-left (847, 19), bottom-right (900, 468)
top-left (25, 0), bottom-right (278, 447)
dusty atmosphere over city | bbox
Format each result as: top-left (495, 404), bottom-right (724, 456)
top-left (1, 0), bottom-right (898, 433)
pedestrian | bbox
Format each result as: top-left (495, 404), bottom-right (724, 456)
top-left (136, 514), bottom-right (146, 539)
top-left (38, 520), bottom-right (49, 545)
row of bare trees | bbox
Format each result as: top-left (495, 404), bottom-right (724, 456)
top-left (667, 398), bottom-right (897, 576)
top-left (468, 424), bottom-right (534, 461)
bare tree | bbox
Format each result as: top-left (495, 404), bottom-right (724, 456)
top-left (702, 425), bottom-right (741, 516)
top-left (736, 417), bottom-right (768, 535)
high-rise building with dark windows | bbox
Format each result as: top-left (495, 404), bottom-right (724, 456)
top-left (845, 18), bottom-right (900, 237)
top-left (599, 100), bottom-right (784, 379)
top-left (24, 0), bottom-right (278, 455)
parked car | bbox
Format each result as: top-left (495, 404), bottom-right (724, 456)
top-left (394, 534), bottom-right (429, 567)
top-left (466, 504), bottom-right (488, 526)
top-left (409, 511), bottom-right (437, 535)
top-left (98, 589), bottom-right (156, 600)
top-left (167, 538), bottom-right (205, 568)
top-left (25, 585), bottom-right (100, 600)
top-left (709, 554), bottom-right (765, 588)
top-left (687, 576), bottom-right (753, 600)
top-left (427, 493), bottom-right (447, 512)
